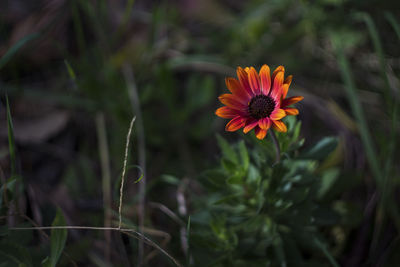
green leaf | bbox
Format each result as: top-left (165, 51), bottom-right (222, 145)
top-left (0, 178), bottom-right (16, 208)
top-left (46, 209), bottom-right (67, 267)
top-left (317, 168), bottom-right (339, 199)
top-left (221, 158), bottom-right (237, 173)
top-left (300, 137), bottom-right (338, 160)
top-left (41, 257), bottom-right (50, 267)
top-left (0, 241), bottom-right (33, 267)
top-left (64, 60), bottom-right (77, 81)
top-left (312, 206), bottom-right (340, 226)
top-left (216, 134), bottom-right (238, 164)
top-left (201, 169), bottom-right (227, 189)
top-left (226, 173), bottom-right (243, 185)
top-left (160, 174), bottom-right (180, 185)
top-left (238, 140), bottom-right (249, 171)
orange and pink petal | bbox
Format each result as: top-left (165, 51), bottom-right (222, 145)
top-left (281, 84), bottom-right (289, 99)
top-left (258, 117), bottom-right (271, 130)
top-left (243, 119), bottom-right (259, 134)
top-left (283, 75), bottom-right (292, 86)
top-left (271, 66), bottom-right (285, 81)
top-left (248, 67), bottom-right (261, 95)
top-left (218, 94), bottom-right (248, 110)
top-left (215, 106), bottom-right (243, 118)
top-left (225, 116), bottom-right (246, 132)
top-left (281, 96), bottom-right (304, 108)
top-left (255, 126), bottom-right (268, 139)
top-left (225, 77), bottom-right (251, 101)
top-left (272, 120), bottom-right (287, 132)
top-left (270, 71), bottom-right (284, 101)
top-left (259, 64), bottom-right (271, 95)
top-left (236, 67), bottom-right (253, 96)
top-left (270, 109), bottom-right (286, 120)
top-left (283, 108), bottom-right (299, 115)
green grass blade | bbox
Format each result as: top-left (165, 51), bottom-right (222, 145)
top-left (385, 12), bottom-right (400, 40)
top-left (70, 0), bottom-right (86, 53)
top-left (334, 39), bottom-right (400, 232)
top-left (314, 237), bottom-right (340, 267)
top-left (383, 11), bottom-right (400, 230)
top-left (5, 95), bottom-right (16, 176)
top-left (122, 0), bottom-right (136, 28)
top-left (359, 13), bottom-right (396, 223)
top-left (64, 60), bottom-right (77, 81)
top-left (334, 43), bottom-right (382, 188)
top-left (358, 13), bottom-right (391, 108)
top-left (0, 33), bottom-right (39, 70)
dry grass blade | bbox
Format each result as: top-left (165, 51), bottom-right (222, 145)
top-left (119, 116), bottom-right (136, 229)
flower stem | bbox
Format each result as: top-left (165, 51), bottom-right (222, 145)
top-left (269, 130), bottom-right (281, 164)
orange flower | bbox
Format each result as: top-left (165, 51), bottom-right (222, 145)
top-left (216, 65), bottom-right (303, 140)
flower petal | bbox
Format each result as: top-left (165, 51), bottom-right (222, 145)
top-left (225, 77), bottom-right (251, 102)
top-left (255, 126), bottom-right (267, 139)
top-left (281, 96), bottom-right (304, 108)
top-left (248, 67), bottom-right (261, 95)
top-left (218, 94), bottom-right (247, 110)
top-left (270, 108), bottom-right (286, 120)
top-left (236, 67), bottom-right (253, 96)
top-left (258, 117), bottom-right (271, 130)
top-left (271, 66), bottom-right (285, 81)
top-left (270, 71), bottom-right (284, 100)
top-left (281, 84), bottom-right (289, 100)
top-left (225, 116), bottom-right (246, 132)
top-left (284, 75), bottom-right (292, 86)
top-left (215, 106), bottom-right (242, 118)
top-left (283, 108), bottom-right (299, 115)
top-left (272, 120), bottom-right (287, 132)
top-left (243, 119), bottom-right (259, 134)
top-left (259, 64), bottom-right (271, 95)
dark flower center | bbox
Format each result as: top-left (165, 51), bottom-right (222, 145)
top-left (248, 95), bottom-right (275, 119)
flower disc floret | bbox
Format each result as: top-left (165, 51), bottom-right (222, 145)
top-left (248, 95), bottom-right (275, 119)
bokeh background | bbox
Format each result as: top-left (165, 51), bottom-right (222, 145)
top-left (1, 0), bottom-right (400, 266)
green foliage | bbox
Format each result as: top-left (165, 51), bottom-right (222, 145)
top-left (333, 11), bottom-right (400, 260)
top-left (0, 240), bottom-right (33, 267)
top-left (191, 118), bottom-right (341, 266)
top-left (42, 209), bottom-right (68, 267)
top-left (1, 0), bottom-right (399, 266)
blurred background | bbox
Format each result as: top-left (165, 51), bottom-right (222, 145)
top-left (1, 0), bottom-right (400, 266)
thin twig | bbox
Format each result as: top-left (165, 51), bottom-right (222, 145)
top-left (149, 202), bottom-right (185, 226)
top-left (122, 64), bottom-right (147, 266)
top-left (269, 130), bottom-right (281, 164)
top-left (141, 226), bottom-right (172, 264)
top-left (119, 116), bottom-right (136, 229)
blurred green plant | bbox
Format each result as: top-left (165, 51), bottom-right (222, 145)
top-left (331, 10), bottom-right (400, 266)
top-left (188, 117), bottom-right (344, 266)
